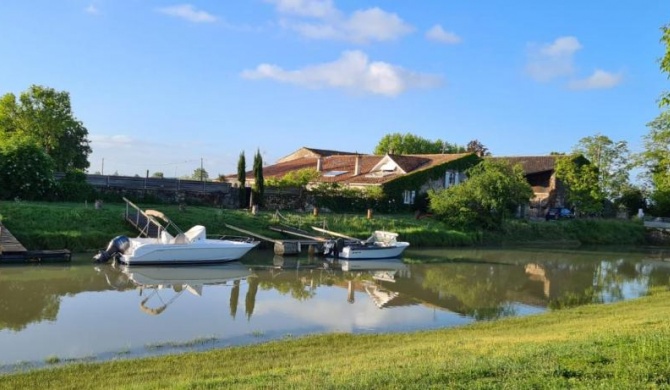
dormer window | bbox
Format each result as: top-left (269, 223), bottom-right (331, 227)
top-left (323, 170), bottom-right (347, 177)
top-left (379, 161), bottom-right (396, 172)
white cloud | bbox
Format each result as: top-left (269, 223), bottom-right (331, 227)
top-left (157, 4), bottom-right (217, 23)
top-left (425, 24), bottom-right (461, 44)
top-left (85, 4), bottom-right (100, 15)
top-left (241, 50), bottom-right (441, 97)
top-left (568, 69), bottom-right (623, 90)
top-left (526, 36), bottom-right (582, 82)
top-left (268, 1), bottom-right (412, 43)
top-left (265, 0), bottom-right (338, 18)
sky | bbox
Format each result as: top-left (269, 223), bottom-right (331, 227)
top-left (0, 1), bottom-right (668, 178)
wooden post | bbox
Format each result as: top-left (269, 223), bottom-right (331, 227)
top-left (313, 207), bottom-right (319, 217)
top-left (367, 208), bottom-right (373, 219)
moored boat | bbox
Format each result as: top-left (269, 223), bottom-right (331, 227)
top-left (94, 208), bottom-right (259, 265)
top-left (313, 227), bottom-right (410, 260)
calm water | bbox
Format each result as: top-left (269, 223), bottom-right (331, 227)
top-left (1, 247), bottom-right (669, 372)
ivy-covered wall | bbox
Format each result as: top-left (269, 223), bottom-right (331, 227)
top-left (381, 154), bottom-right (481, 212)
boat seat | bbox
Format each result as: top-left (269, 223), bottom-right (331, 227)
top-left (173, 233), bottom-right (188, 244)
top-left (160, 231), bottom-right (174, 244)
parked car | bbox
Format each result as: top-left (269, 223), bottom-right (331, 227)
top-left (545, 207), bottom-right (574, 221)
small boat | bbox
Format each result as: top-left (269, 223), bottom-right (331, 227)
top-left (94, 208), bottom-right (259, 265)
top-left (313, 227), bottom-right (410, 260)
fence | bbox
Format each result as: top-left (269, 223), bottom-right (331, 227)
top-left (55, 173), bottom-right (232, 193)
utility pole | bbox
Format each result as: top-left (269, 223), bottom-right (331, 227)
top-left (102, 158), bottom-right (104, 175)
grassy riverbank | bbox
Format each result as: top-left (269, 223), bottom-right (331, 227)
top-left (1, 287), bottom-right (669, 388)
top-left (0, 200), bottom-right (648, 252)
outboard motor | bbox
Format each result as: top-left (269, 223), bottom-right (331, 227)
top-left (93, 235), bottom-right (130, 263)
top-left (323, 238), bottom-right (345, 259)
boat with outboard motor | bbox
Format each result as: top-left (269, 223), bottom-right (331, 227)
top-left (313, 227), bottom-right (410, 260)
top-left (94, 208), bottom-right (259, 265)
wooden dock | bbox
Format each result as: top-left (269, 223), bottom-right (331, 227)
top-left (0, 223), bottom-right (71, 263)
top-left (225, 224), bottom-right (324, 256)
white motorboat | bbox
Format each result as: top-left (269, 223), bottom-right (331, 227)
top-left (314, 227), bottom-right (410, 260)
top-left (94, 208), bottom-right (259, 265)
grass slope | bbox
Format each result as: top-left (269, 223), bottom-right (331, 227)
top-left (1, 289), bottom-right (669, 389)
top-left (0, 201), bottom-right (647, 253)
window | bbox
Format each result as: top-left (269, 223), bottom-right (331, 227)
top-left (403, 190), bottom-right (415, 205)
top-left (323, 170), bottom-right (347, 177)
top-left (445, 170), bottom-right (464, 188)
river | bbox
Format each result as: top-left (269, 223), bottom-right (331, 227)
top-left (0, 247), bottom-right (668, 372)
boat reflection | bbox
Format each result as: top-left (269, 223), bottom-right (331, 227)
top-left (327, 259), bottom-right (412, 307)
top-left (122, 262), bottom-right (252, 315)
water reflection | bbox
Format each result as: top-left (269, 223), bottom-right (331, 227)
top-left (0, 248), bottom-right (669, 367)
top-left (119, 264), bottom-right (252, 315)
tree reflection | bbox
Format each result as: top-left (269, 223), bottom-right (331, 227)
top-left (245, 276), bottom-right (259, 320)
top-left (230, 280), bottom-right (240, 319)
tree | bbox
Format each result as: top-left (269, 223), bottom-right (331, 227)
top-left (0, 137), bottom-right (56, 200)
top-left (572, 133), bottom-right (630, 200)
top-left (614, 184), bottom-right (647, 217)
top-left (373, 132), bottom-right (464, 155)
top-left (151, 172), bottom-right (164, 178)
top-left (660, 24), bottom-right (670, 107)
top-left (191, 168), bottom-right (209, 181)
top-left (428, 159), bottom-right (533, 230)
top-left (266, 168), bottom-right (319, 188)
top-left (0, 85), bottom-right (91, 171)
top-left (237, 151), bottom-right (247, 208)
top-left (555, 154), bottom-right (603, 215)
top-left (466, 139), bottom-right (491, 156)
top-left (252, 149), bottom-right (264, 206)
top-left (640, 111), bottom-right (670, 215)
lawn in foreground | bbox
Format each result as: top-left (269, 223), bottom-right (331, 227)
top-left (1, 288), bottom-right (669, 389)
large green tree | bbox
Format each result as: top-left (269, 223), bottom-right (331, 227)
top-left (373, 133), bottom-right (464, 155)
top-left (572, 133), bottom-right (630, 201)
top-left (639, 24), bottom-right (670, 215)
top-left (660, 24), bottom-right (670, 107)
top-left (252, 149), bottom-right (264, 206)
top-left (555, 154), bottom-right (603, 214)
top-left (640, 111), bottom-right (670, 215)
top-left (428, 159), bottom-right (533, 230)
top-left (0, 85), bottom-right (91, 171)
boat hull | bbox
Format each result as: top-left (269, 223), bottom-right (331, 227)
top-left (337, 242), bottom-right (410, 260)
top-left (119, 239), bottom-right (259, 265)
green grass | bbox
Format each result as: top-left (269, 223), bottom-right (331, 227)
top-left (2, 288), bottom-right (669, 389)
top-left (0, 200), bottom-right (650, 252)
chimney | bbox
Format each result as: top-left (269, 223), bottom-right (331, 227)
top-left (316, 157), bottom-right (322, 172)
top-left (354, 154), bottom-right (361, 176)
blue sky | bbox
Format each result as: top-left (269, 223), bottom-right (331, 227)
top-left (0, 1), bottom-right (668, 177)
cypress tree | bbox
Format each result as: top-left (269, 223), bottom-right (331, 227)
top-left (237, 151), bottom-right (246, 208)
top-left (252, 149), bottom-right (264, 206)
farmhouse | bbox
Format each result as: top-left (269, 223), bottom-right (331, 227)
top-left (243, 147), bottom-right (480, 208)
top-left (240, 147), bottom-right (585, 215)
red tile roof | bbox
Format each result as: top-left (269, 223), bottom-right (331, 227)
top-left (259, 152), bottom-right (475, 186)
top-left (489, 156), bottom-right (559, 175)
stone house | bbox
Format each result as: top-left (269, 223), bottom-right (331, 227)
top-left (242, 147), bottom-right (481, 210)
top-left (489, 156), bottom-right (577, 218)
top-left (238, 147), bottom-right (587, 215)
